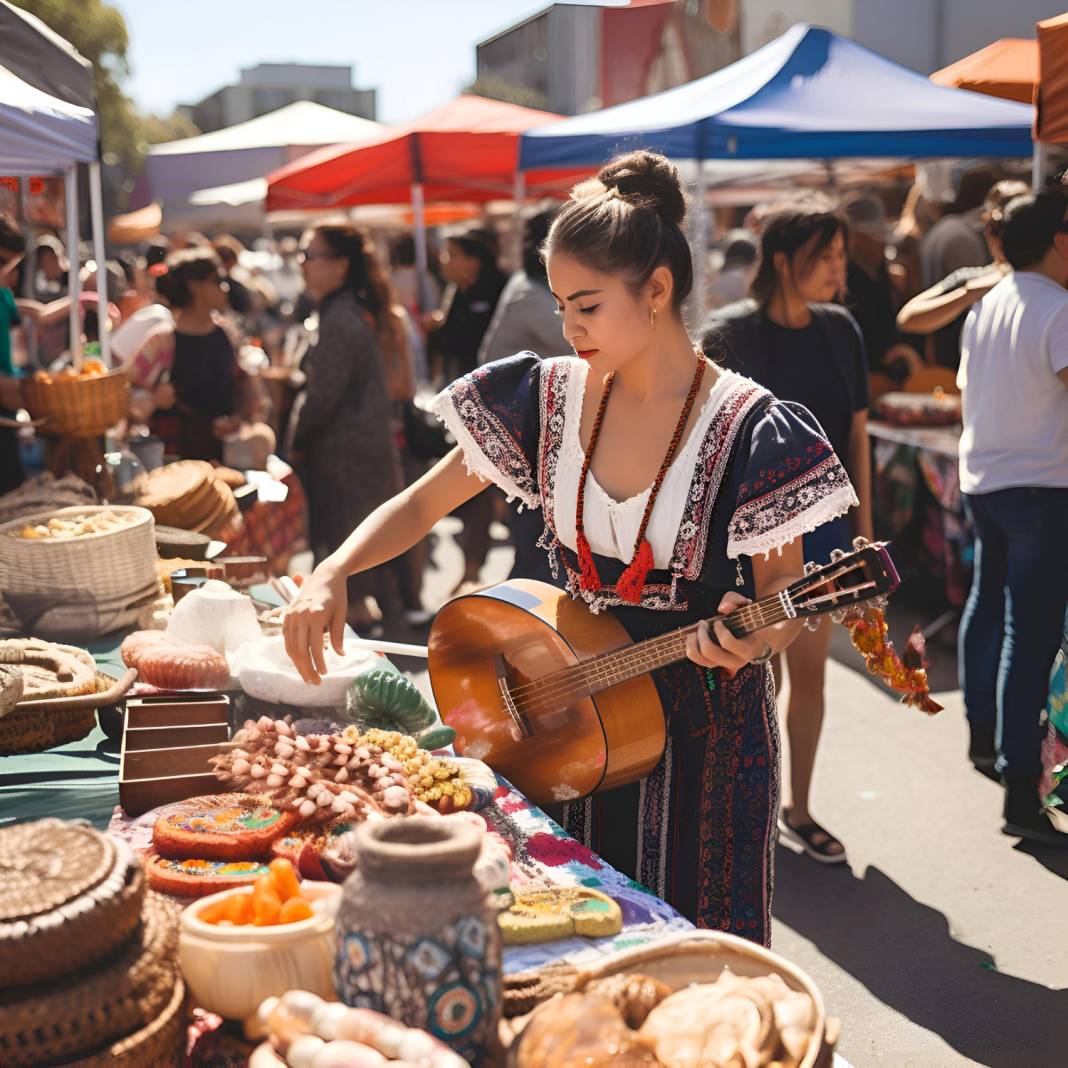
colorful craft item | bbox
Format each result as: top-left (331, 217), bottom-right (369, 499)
top-left (152, 795), bottom-right (299, 860)
top-left (144, 854), bottom-right (271, 897)
top-left (838, 606), bottom-right (943, 714)
top-left (499, 886), bottom-right (623, 944)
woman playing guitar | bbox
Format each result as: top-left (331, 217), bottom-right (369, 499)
top-left (283, 151), bottom-right (859, 946)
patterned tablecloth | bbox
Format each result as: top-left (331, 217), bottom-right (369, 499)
top-left (107, 774), bottom-right (693, 977)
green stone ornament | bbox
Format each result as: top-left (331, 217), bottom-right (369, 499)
top-left (346, 667), bottom-right (455, 749)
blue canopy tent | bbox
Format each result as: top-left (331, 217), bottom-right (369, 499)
top-left (519, 24), bottom-right (1035, 316)
top-left (519, 23), bottom-right (1035, 168)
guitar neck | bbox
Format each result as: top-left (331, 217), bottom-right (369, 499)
top-left (582, 589), bottom-right (794, 695)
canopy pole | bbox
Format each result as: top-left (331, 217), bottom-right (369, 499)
top-left (411, 182), bottom-right (430, 314)
top-left (88, 162), bottom-right (111, 368)
top-left (65, 165), bottom-right (82, 371)
top-left (512, 171), bottom-right (526, 273)
top-left (691, 159), bottom-right (708, 326)
top-left (1032, 140), bottom-right (1049, 190)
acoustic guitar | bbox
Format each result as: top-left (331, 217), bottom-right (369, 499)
top-left (428, 541), bottom-right (900, 805)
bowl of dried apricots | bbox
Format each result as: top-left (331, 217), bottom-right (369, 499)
top-left (179, 858), bottom-right (342, 1021)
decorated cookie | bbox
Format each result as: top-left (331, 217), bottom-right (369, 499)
top-left (498, 887), bottom-right (622, 945)
top-left (152, 795), bottom-right (299, 861)
top-left (270, 819), bottom-right (355, 882)
top-left (143, 853), bottom-right (271, 896)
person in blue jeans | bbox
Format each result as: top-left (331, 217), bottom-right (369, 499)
top-left (957, 188), bottom-right (1068, 845)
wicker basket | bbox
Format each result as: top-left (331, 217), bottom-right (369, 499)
top-left (21, 369), bottom-right (130, 438)
top-left (0, 669), bottom-right (136, 754)
top-left (0, 821), bottom-right (145, 990)
top-left (0, 505), bottom-right (158, 604)
top-left (0, 892), bottom-right (179, 1067)
top-left (506, 931), bottom-right (838, 1068)
top-left (0, 664), bottom-right (22, 717)
top-left (61, 975), bottom-right (187, 1068)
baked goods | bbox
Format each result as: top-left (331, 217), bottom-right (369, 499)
top-left (499, 887), bottom-right (623, 945)
top-left (516, 993), bottom-right (655, 1067)
top-left (638, 972), bottom-right (816, 1068)
top-left (212, 716), bottom-right (418, 822)
top-left (0, 663), bottom-right (23, 716)
top-left (13, 508), bottom-right (141, 540)
top-left (253, 989), bottom-right (470, 1068)
top-left (0, 637), bottom-right (98, 700)
top-left (133, 460), bottom-right (238, 536)
top-left (586, 973), bottom-right (674, 1030)
top-left (120, 629), bottom-right (169, 669)
top-left (152, 794), bottom-right (300, 860)
top-left (0, 821), bottom-right (145, 990)
top-left (144, 854), bottom-right (272, 897)
top-left (136, 640), bottom-right (231, 689)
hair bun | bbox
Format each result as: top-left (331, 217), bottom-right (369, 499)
top-left (597, 151), bottom-right (686, 227)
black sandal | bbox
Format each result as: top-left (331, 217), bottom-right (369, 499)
top-left (778, 808), bottom-right (848, 865)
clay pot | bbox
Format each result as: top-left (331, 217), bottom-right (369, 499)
top-left (334, 816), bottom-right (501, 1064)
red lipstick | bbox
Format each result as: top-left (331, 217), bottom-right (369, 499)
top-left (575, 348), bottom-right (599, 359)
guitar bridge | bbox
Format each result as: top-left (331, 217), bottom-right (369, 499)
top-left (495, 654), bottom-right (530, 741)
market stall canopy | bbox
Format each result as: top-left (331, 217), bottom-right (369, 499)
top-left (0, 63), bottom-right (98, 174)
top-left (1036, 13), bottom-right (1068, 144)
top-left (931, 38), bottom-right (1037, 104)
top-left (519, 23), bottom-right (1036, 169)
top-left (145, 101), bottom-right (386, 218)
top-left (265, 94), bottom-right (586, 211)
top-left (0, 0), bottom-right (95, 110)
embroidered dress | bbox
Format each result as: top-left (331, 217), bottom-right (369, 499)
top-left (432, 353), bottom-right (857, 944)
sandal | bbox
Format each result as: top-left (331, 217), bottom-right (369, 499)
top-left (778, 808), bottom-right (848, 865)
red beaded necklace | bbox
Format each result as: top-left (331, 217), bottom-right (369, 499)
top-left (575, 352), bottom-right (706, 603)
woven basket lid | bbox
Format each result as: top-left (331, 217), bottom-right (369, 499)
top-left (0, 820), bottom-right (116, 923)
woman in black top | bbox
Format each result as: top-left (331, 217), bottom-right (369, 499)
top-left (427, 228), bottom-right (508, 591)
top-left (152, 250), bottom-right (239, 461)
top-left (702, 202), bottom-right (873, 865)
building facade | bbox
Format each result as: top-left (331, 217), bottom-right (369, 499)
top-left (183, 63), bottom-right (376, 133)
top-left (475, 1), bottom-right (739, 116)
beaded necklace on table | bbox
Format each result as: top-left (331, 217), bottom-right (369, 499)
top-left (575, 351), bottom-right (706, 603)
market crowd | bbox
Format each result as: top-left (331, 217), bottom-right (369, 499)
top-left (1, 161), bottom-right (1066, 853)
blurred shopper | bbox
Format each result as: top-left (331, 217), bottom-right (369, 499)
top-left (920, 170), bottom-right (990, 288)
top-left (389, 234), bottom-right (441, 320)
top-left (0, 213), bottom-right (25, 495)
top-left (150, 249), bottom-right (240, 462)
top-left (842, 193), bottom-right (922, 383)
top-left (707, 233), bottom-right (758, 311)
top-left (32, 235), bottom-right (67, 302)
top-left (702, 200), bottom-right (872, 864)
top-left (291, 223), bottom-right (403, 632)
top-left (427, 228), bottom-right (508, 592)
top-left (896, 180), bottom-right (1029, 369)
top-left (956, 189), bottom-right (1068, 845)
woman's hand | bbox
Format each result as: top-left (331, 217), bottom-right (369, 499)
top-left (685, 592), bottom-right (769, 673)
top-left (283, 562), bottom-right (349, 684)
top-left (152, 381), bottom-right (176, 410)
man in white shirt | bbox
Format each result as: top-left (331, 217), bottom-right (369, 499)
top-left (957, 188), bottom-right (1068, 845)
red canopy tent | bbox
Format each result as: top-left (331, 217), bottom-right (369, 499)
top-left (265, 94), bottom-right (584, 211)
top-left (265, 95), bottom-right (588, 309)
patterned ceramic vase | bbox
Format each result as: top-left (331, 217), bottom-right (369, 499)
top-left (334, 815), bottom-right (502, 1064)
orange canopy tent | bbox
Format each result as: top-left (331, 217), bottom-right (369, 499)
top-left (265, 94), bottom-right (585, 211)
top-left (931, 38), bottom-right (1038, 104)
top-left (1036, 13), bottom-right (1068, 144)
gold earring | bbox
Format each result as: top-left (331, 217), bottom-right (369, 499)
top-left (649, 305), bottom-right (658, 328)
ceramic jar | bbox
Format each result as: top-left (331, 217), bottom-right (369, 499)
top-left (334, 816), bottom-right (501, 1064)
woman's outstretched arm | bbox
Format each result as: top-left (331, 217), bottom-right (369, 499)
top-left (284, 446), bottom-right (486, 683)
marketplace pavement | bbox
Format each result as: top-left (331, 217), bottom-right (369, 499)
top-left (368, 517), bottom-right (1067, 1068)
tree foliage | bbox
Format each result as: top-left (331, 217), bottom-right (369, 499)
top-left (10, 0), bottom-right (197, 205)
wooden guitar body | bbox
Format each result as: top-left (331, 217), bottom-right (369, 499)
top-left (428, 579), bottom-right (665, 804)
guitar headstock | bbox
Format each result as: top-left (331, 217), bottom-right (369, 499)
top-left (787, 541), bottom-right (901, 619)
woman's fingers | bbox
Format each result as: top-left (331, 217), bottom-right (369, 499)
top-left (329, 607), bottom-right (346, 658)
top-left (716, 591), bottom-right (751, 615)
top-left (308, 627), bottom-right (328, 679)
top-left (713, 619), bottom-right (759, 665)
top-left (284, 608), bottom-right (323, 685)
top-left (685, 620), bottom-right (747, 672)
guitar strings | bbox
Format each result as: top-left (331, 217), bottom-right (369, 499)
top-left (505, 600), bottom-right (792, 708)
top-left (508, 604), bottom-right (793, 716)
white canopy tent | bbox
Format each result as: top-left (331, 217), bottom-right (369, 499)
top-left (146, 101), bottom-right (385, 227)
top-left (0, 62), bottom-right (105, 366)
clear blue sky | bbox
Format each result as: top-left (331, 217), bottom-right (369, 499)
top-left (117, 0), bottom-right (624, 125)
